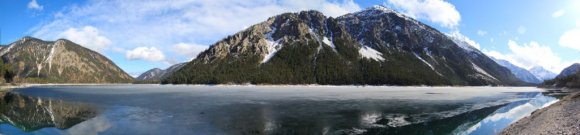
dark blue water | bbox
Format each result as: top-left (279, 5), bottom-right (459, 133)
top-left (0, 85), bottom-right (558, 135)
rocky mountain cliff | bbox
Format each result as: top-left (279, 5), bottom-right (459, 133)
top-left (163, 6), bottom-right (524, 86)
top-left (136, 63), bottom-right (186, 81)
top-left (0, 37), bottom-right (133, 83)
top-left (529, 66), bottom-right (557, 81)
top-left (492, 58), bottom-right (541, 84)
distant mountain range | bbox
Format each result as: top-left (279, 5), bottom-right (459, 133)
top-left (543, 63), bottom-right (580, 88)
top-left (492, 58), bottom-right (541, 84)
top-left (162, 6), bottom-right (524, 86)
top-left (0, 37), bottom-right (133, 83)
top-left (529, 66), bottom-right (557, 81)
top-left (136, 63), bottom-right (185, 81)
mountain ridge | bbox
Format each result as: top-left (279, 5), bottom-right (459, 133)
top-left (492, 58), bottom-right (541, 84)
top-left (0, 37), bottom-right (133, 83)
top-left (163, 6), bottom-right (524, 86)
top-left (136, 62), bottom-right (186, 81)
top-left (542, 63), bottom-right (580, 88)
top-left (529, 66), bottom-right (557, 81)
top-left (556, 63), bottom-right (580, 78)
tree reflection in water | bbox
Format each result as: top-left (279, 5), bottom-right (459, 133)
top-left (0, 92), bottom-right (99, 132)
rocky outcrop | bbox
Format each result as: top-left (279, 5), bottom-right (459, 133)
top-left (163, 6), bottom-right (523, 86)
top-left (0, 37), bottom-right (133, 83)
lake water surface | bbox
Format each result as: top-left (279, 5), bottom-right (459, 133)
top-left (0, 85), bottom-right (558, 135)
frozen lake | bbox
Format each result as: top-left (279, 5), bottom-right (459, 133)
top-left (0, 85), bottom-right (558, 135)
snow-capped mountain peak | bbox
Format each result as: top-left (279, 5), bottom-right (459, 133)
top-left (446, 32), bottom-right (481, 53)
top-left (529, 66), bottom-right (557, 81)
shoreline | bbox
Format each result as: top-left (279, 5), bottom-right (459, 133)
top-left (1, 82), bottom-right (538, 87)
top-left (501, 89), bottom-right (580, 134)
top-left (0, 83), bottom-right (542, 92)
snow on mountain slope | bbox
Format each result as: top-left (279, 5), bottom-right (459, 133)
top-left (492, 58), bottom-right (542, 84)
top-left (529, 66), bottom-right (557, 81)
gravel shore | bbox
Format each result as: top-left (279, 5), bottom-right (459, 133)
top-left (501, 91), bottom-right (580, 135)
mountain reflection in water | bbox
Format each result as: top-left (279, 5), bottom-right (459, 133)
top-left (0, 86), bottom-right (560, 135)
top-left (0, 92), bottom-right (99, 133)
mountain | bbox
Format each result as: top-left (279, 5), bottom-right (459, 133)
top-left (529, 66), bottom-right (557, 81)
top-left (0, 37), bottom-right (133, 83)
top-left (137, 68), bottom-right (164, 81)
top-left (492, 58), bottom-right (542, 84)
top-left (543, 64), bottom-right (580, 88)
top-left (556, 63), bottom-right (580, 78)
top-left (163, 6), bottom-right (523, 86)
top-left (136, 63), bottom-right (186, 81)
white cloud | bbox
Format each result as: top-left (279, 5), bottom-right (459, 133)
top-left (171, 43), bottom-right (209, 59)
top-left (27, 0), bottom-right (43, 10)
top-left (57, 26), bottom-right (111, 52)
top-left (559, 29), bottom-right (580, 51)
top-left (111, 47), bottom-right (126, 53)
top-left (126, 47), bottom-right (166, 62)
top-left (477, 30), bottom-right (487, 36)
top-left (551, 10), bottom-right (566, 18)
top-left (385, 0), bottom-right (461, 28)
top-left (517, 26), bottom-right (526, 35)
top-left (484, 40), bottom-right (568, 73)
top-left (320, 0), bottom-right (361, 17)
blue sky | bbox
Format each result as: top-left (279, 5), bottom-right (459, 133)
top-left (1, 0), bottom-right (579, 76)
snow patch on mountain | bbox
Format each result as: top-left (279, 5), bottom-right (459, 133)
top-left (0, 43), bottom-right (15, 56)
top-left (447, 32), bottom-right (481, 53)
top-left (414, 53), bottom-right (435, 70)
top-left (492, 58), bottom-right (542, 84)
top-left (471, 61), bottom-right (498, 81)
top-left (529, 66), bottom-right (557, 81)
top-left (414, 52), bottom-right (442, 76)
top-left (366, 5), bottom-right (420, 27)
top-left (359, 46), bottom-right (384, 61)
top-left (46, 43), bottom-right (59, 74)
top-left (261, 27), bottom-right (283, 63)
top-left (322, 37), bottom-right (335, 49)
top-left (423, 47), bottom-right (437, 62)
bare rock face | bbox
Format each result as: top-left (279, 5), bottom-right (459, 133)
top-left (163, 6), bottom-right (524, 86)
top-left (0, 37), bottom-right (133, 83)
top-left (0, 92), bottom-right (99, 131)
